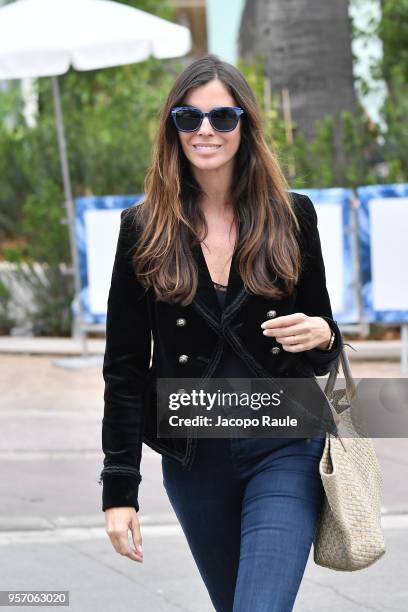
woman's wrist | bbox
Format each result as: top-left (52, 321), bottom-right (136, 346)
top-left (316, 328), bottom-right (335, 351)
top-left (313, 318), bottom-right (336, 351)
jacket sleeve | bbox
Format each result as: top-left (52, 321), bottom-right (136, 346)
top-left (294, 194), bottom-right (343, 376)
top-left (99, 207), bottom-right (152, 512)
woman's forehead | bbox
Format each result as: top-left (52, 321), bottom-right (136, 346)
top-left (183, 80), bottom-right (236, 108)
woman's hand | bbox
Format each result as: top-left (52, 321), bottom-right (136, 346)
top-left (105, 507), bottom-right (143, 563)
top-left (261, 313), bottom-right (332, 352)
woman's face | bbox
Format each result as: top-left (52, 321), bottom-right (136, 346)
top-left (176, 78), bottom-right (242, 173)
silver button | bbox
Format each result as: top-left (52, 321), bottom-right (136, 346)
top-left (178, 354), bottom-right (189, 364)
top-left (266, 310), bottom-right (277, 318)
top-left (270, 346), bottom-right (281, 355)
top-left (176, 318), bottom-right (186, 326)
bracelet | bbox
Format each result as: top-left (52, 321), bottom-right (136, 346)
top-left (324, 329), bottom-right (336, 351)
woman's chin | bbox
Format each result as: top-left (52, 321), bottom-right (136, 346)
top-left (189, 157), bottom-right (228, 171)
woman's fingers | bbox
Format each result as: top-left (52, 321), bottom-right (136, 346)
top-left (130, 514), bottom-right (143, 559)
top-left (276, 333), bottom-right (310, 345)
top-left (262, 315), bottom-right (331, 350)
top-left (112, 529), bottom-right (143, 562)
top-left (105, 507), bottom-right (143, 563)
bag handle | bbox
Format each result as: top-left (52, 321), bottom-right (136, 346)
top-left (324, 344), bottom-right (357, 404)
top-left (324, 334), bottom-right (357, 404)
top-left (323, 340), bottom-right (358, 440)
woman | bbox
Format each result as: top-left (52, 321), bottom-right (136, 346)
top-left (100, 54), bottom-right (342, 611)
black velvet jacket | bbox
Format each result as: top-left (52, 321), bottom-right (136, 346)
top-left (99, 192), bottom-right (343, 512)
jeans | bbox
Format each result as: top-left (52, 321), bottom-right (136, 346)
top-left (162, 436), bottom-right (326, 612)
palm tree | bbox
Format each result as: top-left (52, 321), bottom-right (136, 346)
top-left (239, 0), bottom-right (357, 182)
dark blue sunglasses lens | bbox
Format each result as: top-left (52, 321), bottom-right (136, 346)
top-left (174, 108), bottom-right (240, 131)
top-left (174, 109), bottom-right (202, 131)
top-left (211, 108), bottom-right (239, 131)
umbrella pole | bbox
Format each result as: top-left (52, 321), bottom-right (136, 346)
top-left (51, 75), bottom-right (85, 350)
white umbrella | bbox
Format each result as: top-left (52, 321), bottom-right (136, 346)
top-left (0, 0), bottom-right (191, 338)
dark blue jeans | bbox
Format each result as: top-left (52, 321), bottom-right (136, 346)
top-left (162, 436), bottom-right (325, 612)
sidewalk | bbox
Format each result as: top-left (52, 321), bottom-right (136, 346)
top-left (0, 353), bottom-right (407, 611)
top-left (0, 521), bottom-right (406, 612)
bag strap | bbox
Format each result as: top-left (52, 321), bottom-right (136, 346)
top-left (340, 346), bottom-right (357, 402)
top-left (322, 346), bottom-right (356, 444)
top-left (324, 336), bottom-right (357, 400)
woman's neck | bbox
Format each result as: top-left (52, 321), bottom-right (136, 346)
top-left (193, 166), bottom-right (234, 216)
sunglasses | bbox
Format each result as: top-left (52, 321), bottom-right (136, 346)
top-left (170, 105), bottom-right (244, 132)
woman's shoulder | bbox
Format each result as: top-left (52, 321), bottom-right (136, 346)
top-left (289, 191), bottom-right (317, 223)
top-left (119, 202), bottom-right (147, 238)
top-left (288, 192), bottom-right (319, 252)
top-left (115, 204), bottom-right (146, 261)
top-left (120, 202), bottom-right (142, 225)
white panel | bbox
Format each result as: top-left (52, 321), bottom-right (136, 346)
top-left (85, 209), bottom-right (122, 315)
top-left (370, 198), bottom-right (408, 310)
top-left (315, 203), bottom-right (344, 314)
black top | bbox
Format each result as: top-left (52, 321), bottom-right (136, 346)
top-left (211, 282), bottom-right (255, 379)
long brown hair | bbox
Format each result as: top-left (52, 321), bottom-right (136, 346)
top-left (130, 53), bottom-right (301, 305)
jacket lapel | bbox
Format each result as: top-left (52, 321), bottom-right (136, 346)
top-left (191, 243), bottom-right (248, 327)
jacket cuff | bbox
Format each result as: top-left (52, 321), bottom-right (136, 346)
top-left (100, 472), bottom-right (141, 512)
top-left (303, 317), bottom-right (343, 373)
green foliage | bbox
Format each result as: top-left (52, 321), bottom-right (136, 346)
top-left (350, 0), bottom-right (408, 182)
top-left (309, 117), bottom-right (336, 188)
top-left (8, 262), bottom-right (74, 337)
top-left (21, 180), bottom-right (71, 263)
top-left (0, 85), bottom-right (30, 235)
top-left (54, 57), bottom-right (177, 196)
top-left (377, 0), bottom-right (408, 181)
top-left (379, 0), bottom-right (408, 83)
top-left (380, 68), bottom-right (408, 180)
top-left (3, 182), bottom-right (74, 337)
top-left (0, 280), bottom-right (16, 334)
top-left (237, 57), bottom-right (381, 189)
top-left (342, 106), bottom-right (380, 187)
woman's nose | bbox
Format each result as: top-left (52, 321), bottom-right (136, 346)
top-left (197, 116), bottom-right (214, 134)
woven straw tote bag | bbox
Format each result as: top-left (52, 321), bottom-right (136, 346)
top-left (313, 345), bottom-right (386, 571)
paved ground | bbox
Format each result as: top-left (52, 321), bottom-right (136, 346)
top-left (0, 353), bottom-right (407, 611)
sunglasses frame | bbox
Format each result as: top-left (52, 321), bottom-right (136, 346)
top-left (170, 105), bottom-right (244, 132)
